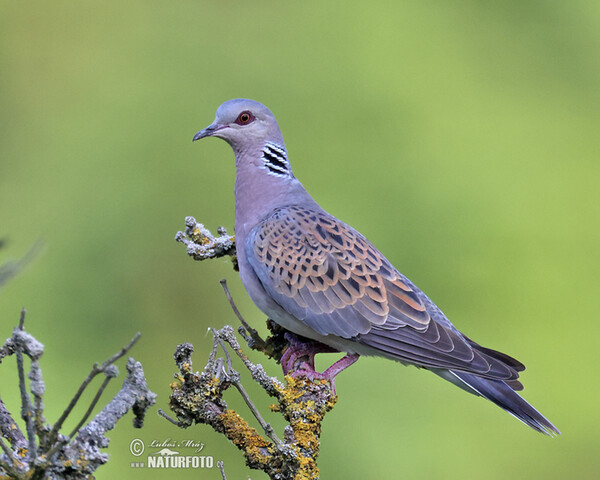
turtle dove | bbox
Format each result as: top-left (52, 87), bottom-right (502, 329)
top-left (192, 99), bottom-right (559, 436)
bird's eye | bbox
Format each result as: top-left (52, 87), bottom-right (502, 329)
top-left (235, 111), bottom-right (255, 125)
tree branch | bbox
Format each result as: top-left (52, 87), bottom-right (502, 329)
top-left (44, 332), bottom-right (141, 450)
top-left (169, 325), bottom-right (336, 480)
top-left (175, 217), bottom-right (237, 270)
top-left (0, 312), bottom-right (156, 480)
top-left (172, 221), bottom-right (338, 479)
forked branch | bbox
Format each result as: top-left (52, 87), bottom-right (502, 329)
top-left (172, 220), bottom-right (338, 480)
top-left (0, 311), bottom-right (156, 480)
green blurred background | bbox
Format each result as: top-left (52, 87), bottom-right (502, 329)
top-left (1, 1), bottom-right (599, 478)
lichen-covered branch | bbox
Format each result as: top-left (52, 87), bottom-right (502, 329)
top-left (175, 216), bottom-right (237, 270)
top-left (167, 325), bottom-right (336, 480)
top-left (174, 220), bottom-right (338, 479)
top-left (0, 311), bottom-right (157, 480)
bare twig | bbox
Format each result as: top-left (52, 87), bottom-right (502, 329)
top-left (220, 326), bottom-right (284, 395)
top-left (157, 408), bottom-right (184, 427)
top-left (99, 332), bottom-right (142, 369)
top-left (210, 328), bottom-right (282, 448)
top-left (15, 313), bottom-right (37, 459)
top-left (1, 315), bottom-right (155, 480)
top-left (220, 279), bottom-right (266, 350)
top-left (232, 378), bottom-right (282, 448)
top-left (66, 365), bottom-right (117, 440)
top-left (217, 460), bottom-right (228, 480)
top-left (18, 308), bottom-right (26, 329)
top-left (64, 358), bottom-right (156, 449)
top-left (44, 332), bottom-right (141, 449)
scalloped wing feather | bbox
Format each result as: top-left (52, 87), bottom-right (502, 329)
top-left (247, 205), bottom-right (429, 333)
top-left (245, 205), bottom-right (521, 382)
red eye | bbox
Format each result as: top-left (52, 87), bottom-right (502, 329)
top-left (235, 111), bottom-right (255, 125)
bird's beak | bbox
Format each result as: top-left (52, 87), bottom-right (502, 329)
top-left (192, 123), bottom-right (226, 141)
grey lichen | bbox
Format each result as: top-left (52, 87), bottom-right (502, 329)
top-left (175, 217), bottom-right (237, 269)
top-left (0, 311), bottom-right (156, 480)
top-left (165, 300), bottom-right (336, 480)
top-left (172, 218), bottom-right (340, 480)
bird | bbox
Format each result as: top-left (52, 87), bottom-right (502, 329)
top-left (192, 98), bottom-right (560, 436)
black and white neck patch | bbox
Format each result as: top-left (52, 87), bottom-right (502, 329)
top-left (261, 142), bottom-right (291, 176)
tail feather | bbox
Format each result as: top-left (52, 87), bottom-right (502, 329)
top-left (463, 335), bottom-right (526, 372)
top-left (444, 370), bottom-right (560, 436)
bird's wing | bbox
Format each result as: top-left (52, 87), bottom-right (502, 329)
top-left (245, 205), bottom-right (520, 381)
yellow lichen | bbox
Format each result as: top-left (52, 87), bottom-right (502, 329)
top-left (236, 348), bottom-right (249, 361)
top-left (180, 362), bottom-right (192, 373)
top-left (219, 409), bottom-right (272, 467)
top-left (265, 375), bottom-right (337, 479)
top-left (202, 377), bottom-right (221, 397)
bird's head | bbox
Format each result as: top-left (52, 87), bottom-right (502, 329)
top-left (193, 99), bottom-right (285, 153)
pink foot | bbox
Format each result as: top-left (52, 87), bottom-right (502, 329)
top-left (280, 333), bottom-right (335, 375)
top-left (290, 353), bottom-right (360, 394)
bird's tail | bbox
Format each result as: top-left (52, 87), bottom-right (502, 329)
top-left (436, 369), bottom-right (560, 436)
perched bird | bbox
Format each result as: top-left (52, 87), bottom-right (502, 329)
top-left (193, 99), bottom-right (560, 436)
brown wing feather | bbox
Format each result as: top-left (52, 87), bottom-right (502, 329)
top-left (251, 205), bottom-right (430, 336)
top-left (247, 205), bottom-right (522, 382)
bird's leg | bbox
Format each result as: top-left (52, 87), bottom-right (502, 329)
top-left (291, 353), bottom-right (360, 394)
top-left (281, 345), bottom-right (316, 375)
top-left (280, 333), bottom-right (308, 374)
top-left (280, 333), bottom-right (336, 375)
top-left (279, 333), bottom-right (360, 393)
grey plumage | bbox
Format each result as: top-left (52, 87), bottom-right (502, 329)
top-left (192, 98), bottom-right (560, 436)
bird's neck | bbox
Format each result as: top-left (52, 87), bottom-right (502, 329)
top-left (233, 157), bottom-right (315, 245)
